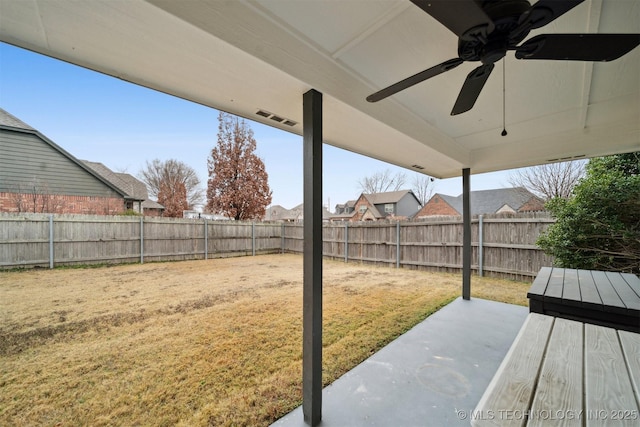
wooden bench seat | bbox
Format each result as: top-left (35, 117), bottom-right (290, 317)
top-left (527, 267), bottom-right (640, 333)
top-left (472, 313), bottom-right (640, 427)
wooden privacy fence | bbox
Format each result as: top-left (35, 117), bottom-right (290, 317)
top-left (283, 213), bottom-right (555, 280)
top-left (0, 212), bottom-right (554, 279)
top-left (0, 213), bottom-right (282, 268)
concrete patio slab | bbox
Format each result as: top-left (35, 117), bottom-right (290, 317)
top-left (272, 297), bottom-right (529, 427)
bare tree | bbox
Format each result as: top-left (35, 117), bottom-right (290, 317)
top-left (509, 160), bottom-right (586, 201)
top-left (10, 178), bottom-right (67, 213)
top-left (358, 169), bottom-right (407, 194)
top-left (411, 174), bottom-right (435, 205)
top-left (207, 112), bottom-right (272, 220)
top-left (138, 159), bottom-right (204, 209)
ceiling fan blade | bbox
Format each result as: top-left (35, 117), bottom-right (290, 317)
top-left (519, 0), bottom-right (585, 31)
top-left (367, 58), bottom-right (463, 103)
top-left (451, 63), bottom-right (494, 116)
top-left (515, 34), bottom-right (640, 61)
top-left (411, 0), bottom-right (494, 39)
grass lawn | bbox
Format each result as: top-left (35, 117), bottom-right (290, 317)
top-left (0, 254), bottom-right (529, 426)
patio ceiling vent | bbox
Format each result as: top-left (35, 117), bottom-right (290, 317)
top-left (256, 109), bottom-right (297, 127)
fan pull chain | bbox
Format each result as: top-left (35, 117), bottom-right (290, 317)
top-left (501, 59), bottom-right (508, 136)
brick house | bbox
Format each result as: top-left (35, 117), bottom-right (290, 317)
top-left (415, 187), bottom-right (545, 218)
top-left (335, 190), bottom-right (422, 222)
top-left (0, 108), bottom-right (163, 215)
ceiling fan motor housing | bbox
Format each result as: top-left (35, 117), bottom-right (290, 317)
top-left (459, 0), bottom-right (532, 63)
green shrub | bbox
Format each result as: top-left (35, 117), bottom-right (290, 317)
top-left (537, 152), bottom-right (640, 273)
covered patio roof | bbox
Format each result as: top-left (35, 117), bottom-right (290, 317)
top-left (1, 0), bottom-right (638, 179)
top-left (2, 1), bottom-right (638, 426)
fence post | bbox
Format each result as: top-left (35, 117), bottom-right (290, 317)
top-left (252, 221), bottom-right (256, 256)
top-left (140, 216), bottom-right (144, 264)
top-left (281, 223), bottom-right (285, 254)
top-left (478, 215), bottom-right (484, 277)
top-left (344, 222), bottom-right (348, 263)
top-left (396, 221), bottom-right (400, 269)
top-left (49, 214), bottom-right (54, 269)
top-left (204, 219), bottom-right (208, 260)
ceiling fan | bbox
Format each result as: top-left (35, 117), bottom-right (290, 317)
top-left (366, 0), bottom-right (640, 115)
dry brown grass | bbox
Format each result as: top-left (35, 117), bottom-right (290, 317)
top-left (0, 254), bottom-right (529, 426)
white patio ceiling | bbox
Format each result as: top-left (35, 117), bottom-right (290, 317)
top-left (1, 0), bottom-right (638, 179)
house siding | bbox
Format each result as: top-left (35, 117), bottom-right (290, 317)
top-left (394, 193), bottom-right (422, 217)
top-left (0, 128), bottom-right (121, 198)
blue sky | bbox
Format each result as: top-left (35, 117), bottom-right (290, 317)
top-left (0, 42), bottom-right (514, 211)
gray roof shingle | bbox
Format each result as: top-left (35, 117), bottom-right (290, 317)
top-left (0, 108), bottom-right (36, 131)
top-left (434, 187), bottom-right (541, 216)
top-left (363, 189), bottom-right (414, 205)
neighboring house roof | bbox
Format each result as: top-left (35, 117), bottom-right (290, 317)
top-left (360, 205), bottom-right (383, 220)
top-left (363, 189), bottom-right (416, 205)
top-left (115, 173), bottom-right (151, 202)
top-left (112, 172), bottom-right (164, 210)
top-left (264, 204), bottom-right (298, 221)
top-left (265, 203), bottom-right (331, 221)
top-left (421, 188), bottom-right (544, 217)
top-left (329, 212), bottom-right (355, 221)
top-left (81, 161), bottom-right (144, 202)
top-left (0, 108), bottom-right (36, 131)
top-left (82, 161), bottom-right (165, 210)
top-left (340, 200), bottom-right (356, 208)
top-left (362, 202), bottom-right (383, 218)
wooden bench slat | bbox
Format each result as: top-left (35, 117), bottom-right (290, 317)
top-left (621, 273), bottom-right (640, 298)
top-left (472, 313), bottom-right (554, 427)
top-left (577, 269), bottom-right (603, 309)
top-left (605, 272), bottom-right (640, 312)
top-left (561, 269), bottom-right (581, 307)
top-left (528, 318), bottom-right (583, 427)
top-left (527, 267), bottom-right (552, 299)
top-left (528, 267), bottom-right (553, 314)
top-left (544, 268), bottom-right (565, 300)
top-left (618, 330), bottom-right (640, 408)
top-left (584, 324), bottom-right (640, 427)
top-left (590, 271), bottom-right (627, 313)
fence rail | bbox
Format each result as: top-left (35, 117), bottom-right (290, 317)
top-left (0, 212), bottom-right (554, 280)
top-left (282, 213), bottom-right (555, 280)
top-left (0, 213), bottom-right (282, 268)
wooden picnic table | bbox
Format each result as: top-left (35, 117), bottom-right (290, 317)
top-left (473, 313), bottom-right (640, 427)
top-left (527, 267), bottom-right (640, 333)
